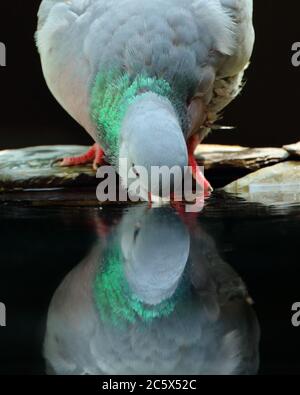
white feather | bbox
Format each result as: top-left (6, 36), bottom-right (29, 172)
top-left (36, 0), bottom-right (254, 140)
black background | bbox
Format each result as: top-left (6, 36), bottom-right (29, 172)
top-left (0, 1), bottom-right (300, 376)
top-left (0, 1), bottom-right (299, 150)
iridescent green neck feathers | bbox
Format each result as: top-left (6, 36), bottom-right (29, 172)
top-left (90, 71), bottom-right (185, 162)
top-left (93, 241), bottom-right (188, 327)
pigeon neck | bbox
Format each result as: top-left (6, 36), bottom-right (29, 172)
top-left (93, 240), bottom-right (189, 327)
top-left (90, 71), bottom-right (184, 162)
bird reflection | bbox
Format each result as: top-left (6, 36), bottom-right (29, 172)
top-left (44, 206), bottom-right (260, 375)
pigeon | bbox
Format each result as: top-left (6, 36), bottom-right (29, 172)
top-left (36, 0), bottom-right (254, 195)
top-left (44, 206), bottom-right (259, 375)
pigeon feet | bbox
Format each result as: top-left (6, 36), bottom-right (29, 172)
top-left (187, 136), bottom-right (213, 195)
top-left (59, 144), bottom-right (104, 171)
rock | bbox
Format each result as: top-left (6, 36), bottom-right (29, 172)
top-left (223, 162), bottom-right (300, 206)
top-left (283, 142), bottom-right (300, 157)
top-left (195, 144), bottom-right (248, 155)
top-left (0, 145), bottom-right (98, 191)
top-left (224, 161), bottom-right (300, 193)
top-left (196, 144), bottom-right (289, 171)
top-left (0, 188), bottom-right (102, 207)
top-left (0, 144), bottom-right (297, 206)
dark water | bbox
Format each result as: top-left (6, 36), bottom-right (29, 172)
top-left (0, 194), bottom-right (300, 375)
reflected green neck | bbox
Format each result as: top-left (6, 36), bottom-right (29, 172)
top-left (93, 242), bottom-right (187, 327)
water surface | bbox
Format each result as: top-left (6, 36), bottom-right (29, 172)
top-left (0, 194), bottom-right (299, 374)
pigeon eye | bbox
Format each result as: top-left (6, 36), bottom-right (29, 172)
top-left (132, 165), bottom-right (140, 177)
top-left (133, 227), bottom-right (140, 242)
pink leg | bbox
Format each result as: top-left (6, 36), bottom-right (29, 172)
top-left (187, 136), bottom-right (213, 195)
top-left (148, 192), bottom-right (153, 208)
top-left (60, 144), bottom-right (104, 170)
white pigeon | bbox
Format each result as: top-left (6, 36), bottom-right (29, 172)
top-left (36, 0), bottom-right (254, 194)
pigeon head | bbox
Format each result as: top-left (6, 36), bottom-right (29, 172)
top-left (120, 207), bottom-right (190, 306)
top-left (91, 73), bottom-right (188, 198)
top-left (118, 91), bottom-right (188, 198)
